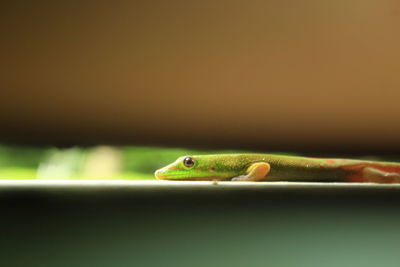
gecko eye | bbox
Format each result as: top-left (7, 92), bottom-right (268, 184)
top-left (183, 157), bottom-right (195, 168)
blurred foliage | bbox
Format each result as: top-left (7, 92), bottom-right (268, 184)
top-left (0, 145), bottom-right (48, 168)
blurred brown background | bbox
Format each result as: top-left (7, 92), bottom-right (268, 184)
top-left (1, 0), bottom-right (400, 153)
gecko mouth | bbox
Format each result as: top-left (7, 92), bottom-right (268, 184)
top-left (154, 168), bottom-right (183, 180)
top-left (155, 169), bottom-right (228, 181)
top-left (160, 177), bottom-right (227, 181)
top-left (154, 169), bottom-right (169, 180)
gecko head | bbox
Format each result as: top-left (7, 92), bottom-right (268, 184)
top-left (155, 155), bottom-right (225, 181)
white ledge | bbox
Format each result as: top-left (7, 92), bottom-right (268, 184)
top-left (0, 180), bottom-right (399, 190)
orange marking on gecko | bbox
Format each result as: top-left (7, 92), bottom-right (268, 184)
top-left (341, 163), bottom-right (400, 182)
top-left (342, 163), bottom-right (400, 173)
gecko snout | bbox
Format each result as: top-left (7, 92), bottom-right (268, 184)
top-left (155, 168), bottom-right (167, 180)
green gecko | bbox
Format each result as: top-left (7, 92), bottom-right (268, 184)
top-left (155, 154), bottom-right (400, 183)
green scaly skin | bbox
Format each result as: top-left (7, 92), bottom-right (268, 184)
top-left (155, 154), bottom-right (400, 183)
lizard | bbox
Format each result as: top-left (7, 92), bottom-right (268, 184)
top-left (154, 154), bottom-right (400, 183)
